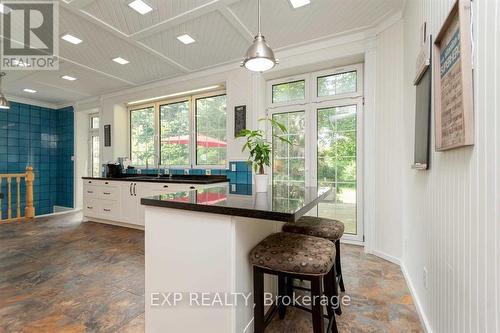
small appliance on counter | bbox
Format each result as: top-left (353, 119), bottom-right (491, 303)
top-left (105, 163), bottom-right (123, 178)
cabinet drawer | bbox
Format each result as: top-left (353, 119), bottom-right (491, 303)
top-left (100, 200), bottom-right (120, 219)
top-left (83, 199), bottom-right (100, 217)
top-left (99, 186), bottom-right (120, 200)
top-left (83, 185), bottom-right (100, 198)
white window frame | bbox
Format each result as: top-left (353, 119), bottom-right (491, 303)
top-left (128, 90), bottom-right (227, 169)
top-left (88, 113), bottom-right (100, 177)
top-left (311, 63), bottom-right (364, 103)
top-left (267, 74), bottom-right (309, 108)
top-left (266, 63), bottom-right (364, 243)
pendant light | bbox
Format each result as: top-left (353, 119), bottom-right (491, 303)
top-left (0, 72), bottom-right (9, 110)
top-left (241, 0), bottom-right (278, 72)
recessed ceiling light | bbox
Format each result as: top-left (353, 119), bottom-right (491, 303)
top-left (61, 75), bottom-right (77, 81)
top-left (289, 0), bottom-right (310, 9)
top-left (177, 34), bottom-right (196, 45)
top-left (128, 0), bottom-right (152, 15)
top-left (112, 57), bottom-right (130, 65)
top-left (23, 88), bottom-right (37, 94)
top-left (61, 34), bottom-right (83, 45)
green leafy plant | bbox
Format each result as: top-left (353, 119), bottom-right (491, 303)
top-left (237, 117), bottom-right (292, 174)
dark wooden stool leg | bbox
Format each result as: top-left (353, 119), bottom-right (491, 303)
top-left (253, 266), bottom-right (265, 333)
top-left (310, 276), bottom-right (325, 333)
top-left (331, 263), bottom-right (342, 316)
top-left (278, 274), bottom-right (287, 319)
top-left (335, 240), bottom-right (345, 292)
top-left (324, 268), bottom-right (339, 333)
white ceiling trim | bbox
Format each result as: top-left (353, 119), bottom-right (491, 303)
top-left (5, 95), bottom-right (60, 109)
top-left (31, 79), bottom-right (91, 98)
top-left (218, 6), bottom-right (254, 42)
top-left (60, 2), bottom-right (190, 74)
top-left (58, 56), bottom-right (137, 85)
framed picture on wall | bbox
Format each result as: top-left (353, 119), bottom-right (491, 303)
top-left (433, 0), bottom-right (474, 151)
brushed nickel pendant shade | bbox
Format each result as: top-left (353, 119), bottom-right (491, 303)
top-left (0, 72), bottom-right (9, 110)
top-left (241, 0), bottom-right (278, 72)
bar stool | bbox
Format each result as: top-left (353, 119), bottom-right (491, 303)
top-left (250, 232), bottom-right (338, 333)
top-left (283, 216), bottom-right (345, 293)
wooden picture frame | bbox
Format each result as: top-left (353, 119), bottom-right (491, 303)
top-left (433, 0), bottom-right (474, 151)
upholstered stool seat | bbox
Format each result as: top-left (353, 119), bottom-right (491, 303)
top-left (282, 216), bottom-right (345, 242)
top-left (249, 232), bottom-right (335, 276)
top-left (250, 232), bottom-right (339, 333)
top-left (283, 216), bottom-right (346, 298)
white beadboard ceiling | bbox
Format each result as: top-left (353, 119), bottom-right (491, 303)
top-left (1, 0), bottom-right (404, 106)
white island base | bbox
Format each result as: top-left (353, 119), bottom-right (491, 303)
top-left (145, 206), bottom-right (282, 333)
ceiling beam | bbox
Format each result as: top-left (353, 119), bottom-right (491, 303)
top-left (218, 6), bottom-right (254, 43)
top-left (59, 3), bottom-right (190, 74)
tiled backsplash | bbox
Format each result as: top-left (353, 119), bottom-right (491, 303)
top-left (126, 161), bottom-right (253, 185)
top-left (0, 102), bottom-right (74, 218)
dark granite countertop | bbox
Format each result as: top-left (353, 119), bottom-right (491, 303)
top-left (82, 175), bottom-right (228, 185)
top-left (140, 184), bottom-right (331, 223)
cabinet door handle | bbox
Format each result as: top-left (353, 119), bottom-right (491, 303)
top-left (103, 192), bottom-right (111, 195)
top-left (190, 186), bottom-right (195, 189)
top-left (130, 183), bottom-right (133, 196)
top-left (105, 181), bottom-right (109, 185)
top-left (88, 181), bottom-right (92, 184)
top-left (87, 206), bottom-right (93, 209)
top-left (103, 208), bottom-right (111, 212)
top-left (163, 185), bottom-right (169, 188)
top-left (133, 183), bottom-right (137, 196)
top-left (87, 190), bottom-right (93, 194)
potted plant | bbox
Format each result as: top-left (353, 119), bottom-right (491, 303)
top-left (237, 118), bottom-right (292, 192)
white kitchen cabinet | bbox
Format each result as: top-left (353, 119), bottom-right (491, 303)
top-left (120, 182), bottom-right (140, 225)
top-left (82, 179), bottom-right (221, 228)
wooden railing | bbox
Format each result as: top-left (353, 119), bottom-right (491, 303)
top-left (0, 166), bottom-right (35, 223)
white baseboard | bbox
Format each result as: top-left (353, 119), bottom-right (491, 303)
top-left (401, 264), bottom-right (433, 333)
top-left (370, 249), bottom-right (401, 265)
top-left (84, 217), bottom-right (145, 230)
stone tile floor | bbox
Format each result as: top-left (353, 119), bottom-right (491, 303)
top-left (0, 212), bottom-right (423, 332)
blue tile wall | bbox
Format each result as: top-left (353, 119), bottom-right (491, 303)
top-left (125, 161), bottom-right (253, 185)
top-left (0, 102), bottom-right (74, 218)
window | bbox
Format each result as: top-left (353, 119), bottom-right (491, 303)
top-left (267, 63), bottom-right (363, 242)
top-left (88, 114), bottom-right (100, 177)
top-left (160, 100), bottom-right (190, 166)
top-left (195, 95), bottom-right (227, 166)
top-left (129, 91), bottom-right (226, 168)
top-left (130, 106), bottom-right (155, 167)
top-left (90, 116), bottom-right (99, 129)
top-left (317, 71), bottom-right (357, 97)
top-left (272, 80), bottom-right (305, 104)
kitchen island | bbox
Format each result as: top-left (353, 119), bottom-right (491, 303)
top-left (142, 183), bottom-right (330, 333)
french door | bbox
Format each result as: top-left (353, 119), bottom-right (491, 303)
top-left (270, 98), bottom-right (363, 242)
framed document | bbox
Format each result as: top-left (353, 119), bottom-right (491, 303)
top-left (433, 0), bottom-right (474, 151)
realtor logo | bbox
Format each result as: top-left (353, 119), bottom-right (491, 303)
top-left (1, 1), bottom-right (59, 70)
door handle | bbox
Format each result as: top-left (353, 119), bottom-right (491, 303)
top-left (103, 192), bottom-right (111, 195)
top-left (190, 186), bottom-right (195, 189)
top-left (87, 190), bottom-right (93, 194)
top-left (103, 208), bottom-right (111, 212)
top-left (87, 206), bottom-right (93, 209)
top-left (130, 183), bottom-right (133, 196)
top-left (133, 183), bottom-right (137, 196)
top-left (163, 185), bottom-right (169, 188)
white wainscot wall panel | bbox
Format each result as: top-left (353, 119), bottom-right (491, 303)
top-left (401, 0), bottom-right (500, 332)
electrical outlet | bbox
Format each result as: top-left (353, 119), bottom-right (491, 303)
top-left (231, 184), bottom-right (236, 192)
top-left (231, 163), bottom-right (236, 172)
top-left (205, 169), bottom-right (211, 175)
top-left (423, 267), bottom-right (428, 289)
top-left (184, 169), bottom-right (190, 175)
